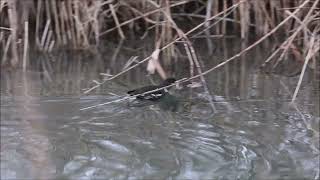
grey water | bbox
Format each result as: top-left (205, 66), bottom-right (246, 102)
top-left (1, 39), bottom-right (319, 180)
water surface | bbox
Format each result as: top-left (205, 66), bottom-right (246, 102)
top-left (1, 39), bottom-right (319, 179)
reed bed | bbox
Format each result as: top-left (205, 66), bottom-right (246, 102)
top-left (0, 0), bottom-right (318, 65)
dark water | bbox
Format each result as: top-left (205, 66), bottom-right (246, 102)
top-left (1, 39), bottom-right (319, 180)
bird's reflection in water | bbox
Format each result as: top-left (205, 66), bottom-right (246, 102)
top-left (158, 94), bottom-right (179, 112)
top-left (127, 94), bottom-right (179, 112)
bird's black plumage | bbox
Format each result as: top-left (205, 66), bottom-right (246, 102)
top-left (127, 78), bottom-right (176, 101)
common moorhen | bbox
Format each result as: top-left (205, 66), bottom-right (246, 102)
top-left (127, 78), bottom-right (176, 101)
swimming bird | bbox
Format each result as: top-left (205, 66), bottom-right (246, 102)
top-left (127, 78), bottom-right (176, 101)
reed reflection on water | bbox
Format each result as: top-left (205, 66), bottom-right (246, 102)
top-left (1, 39), bottom-right (319, 179)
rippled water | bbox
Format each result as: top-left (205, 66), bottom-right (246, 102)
top-left (1, 40), bottom-right (319, 179)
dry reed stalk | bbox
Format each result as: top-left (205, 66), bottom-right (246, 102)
top-left (120, 2), bottom-right (158, 25)
top-left (291, 29), bottom-right (320, 103)
top-left (48, 40), bottom-right (55, 53)
top-left (272, 0), bottom-right (319, 69)
top-left (78, 1), bottom-right (91, 47)
top-left (67, 0), bottom-right (76, 46)
top-left (283, 0), bottom-right (294, 36)
top-left (0, 31), bottom-right (3, 43)
top-left (269, 0), bottom-right (278, 25)
top-left (166, 2), bottom-right (245, 48)
top-left (254, 1), bottom-right (273, 35)
top-left (191, 6), bottom-right (238, 39)
top-left (35, 0), bottom-right (42, 46)
top-left (162, 0), bottom-right (174, 65)
top-left (65, 1), bottom-right (75, 46)
top-left (44, 30), bottom-right (53, 52)
top-left (45, 0), bottom-right (51, 21)
top-left (205, 0), bottom-right (213, 54)
top-left (284, 10), bottom-right (312, 34)
top-left (51, 0), bottom-right (61, 44)
top-left (0, 31), bottom-right (4, 51)
top-left (22, 21), bottom-right (28, 71)
top-left (171, 13), bottom-right (250, 27)
top-left (61, 1), bottom-right (70, 42)
top-left (184, 0), bottom-right (312, 81)
top-left (73, 9), bottom-right (89, 48)
top-left (92, 0), bottom-right (102, 45)
top-left (261, 1), bottom-right (274, 34)
top-left (181, 39), bottom-right (195, 77)
top-left (109, 3), bottom-right (125, 39)
top-left (278, 79), bottom-right (311, 132)
top-left (122, 56), bottom-right (138, 71)
top-left (153, 5), bottom-right (161, 49)
top-left (111, 39), bottom-right (124, 65)
top-left (214, 0), bottom-right (220, 34)
top-left (7, 0), bottom-right (18, 66)
top-left (80, 96), bottom-right (131, 111)
top-left (1, 34), bottom-right (11, 65)
top-left (91, 0), bottom-right (102, 46)
top-left (189, 44), bottom-right (217, 112)
top-left (100, 0), bottom-right (190, 37)
top-left (73, 17), bottom-right (89, 48)
top-left (40, 20), bottom-right (51, 50)
top-left (74, 0), bottom-right (81, 46)
top-left (261, 46), bottom-right (281, 67)
top-left (221, 39), bottom-right (229, 98)
top-left (222, 0), bottom-right (227, 34)
top-left (59, 1), bottom-right (67, 45)
top-left (252, 1), bottom-right (262, 34)
top-left (239, 0), bottom-right (249, 39)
